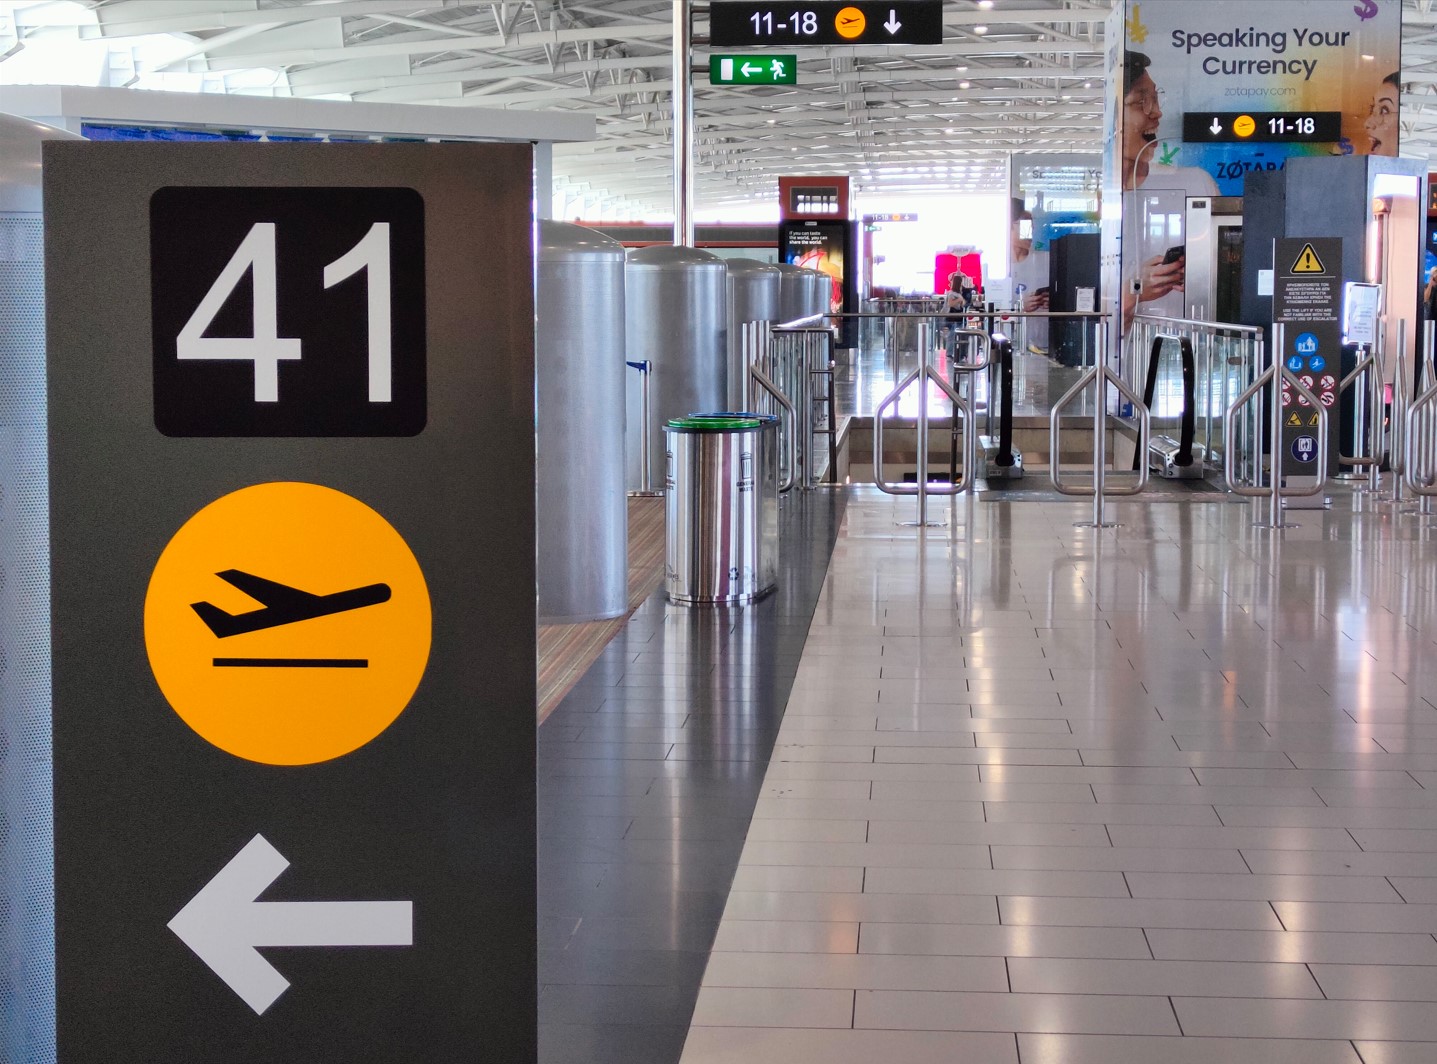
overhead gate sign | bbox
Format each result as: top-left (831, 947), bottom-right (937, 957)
top-left (43, 142), bottom-right (537, 1062)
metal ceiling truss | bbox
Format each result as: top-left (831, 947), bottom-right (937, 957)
top-left (6, 0), bottom-right (1437, 214)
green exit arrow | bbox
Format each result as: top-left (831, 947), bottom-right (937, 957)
top-left (709, 54), bottom-right (798, 86)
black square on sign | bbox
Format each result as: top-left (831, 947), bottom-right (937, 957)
top-left (151, 186), bottom-right (426, 436)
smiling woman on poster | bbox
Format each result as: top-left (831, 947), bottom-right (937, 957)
top-left (1365, 71), bottom-right (1400, 156)
top-left (1121, 50), bottom-right (1218, 332)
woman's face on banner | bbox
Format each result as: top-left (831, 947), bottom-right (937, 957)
top-left (1366, 82), bottom-right (1399, 156)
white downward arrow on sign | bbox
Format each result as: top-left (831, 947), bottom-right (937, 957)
top-left (1209, 117), bottom-right (1223, 135)
top-left (168, 834), bottom-right (414, 1016)
top-left (884, 10), bottom-right (902, 33)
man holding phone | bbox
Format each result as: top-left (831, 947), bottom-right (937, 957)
top-left (1121, 51), bottom-right (1218, 332)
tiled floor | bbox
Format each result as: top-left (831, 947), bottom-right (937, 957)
top-left (536, 490), bottom-right (847, 1064)
top-left (677, 488), bottom-right (1437, 1063)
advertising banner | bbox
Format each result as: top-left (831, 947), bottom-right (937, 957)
top-left (1126, 0), bottom-right (1401, 195)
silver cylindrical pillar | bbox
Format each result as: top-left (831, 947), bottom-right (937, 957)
top-left (625, 245), bottom-right (727, 489)
top-left (800, 266), bottom-right (831, 317)
top-left (775, 262), bottom-right (807, 322)
top-left (725, 258), bottom-right (781, 410)
top-left (537, 222), bottom-right (629, 622)
top-left (664, 418), bottom-right (778, 605)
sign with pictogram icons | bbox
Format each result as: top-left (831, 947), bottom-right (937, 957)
top-left (1274, 236), bottom-right (1342, 477)
top-left (144, 481), bottom-right (432, 766)
top-left (44, 141), bottom-right (537, 1062)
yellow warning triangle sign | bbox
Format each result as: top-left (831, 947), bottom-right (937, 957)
top-left (1308, 413), bottom-right (1321, 426)
top-left (1292, 242), bottom-right (1326, 274)
top-left (1286, 412), bottom-right (1303, 427)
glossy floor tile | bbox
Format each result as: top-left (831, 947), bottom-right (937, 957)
top-left (674, 487), bottom-right (1437, 1063)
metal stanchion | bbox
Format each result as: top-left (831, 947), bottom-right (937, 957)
top-left (872, 322), bottom-right (991, 527)
top-left (1389, 318), bottom-right (1410, 508)
top-left (1049, 320), bottom-right (1152, 528)
top-left (1339, 341), bottom-right (1378, 480)
top-left (1223, 323), bottom-right (1329, 528)
top-left (626, 359), bottom-right (661, 497)
top-left (1403, 320), bottom-right (1437, 513)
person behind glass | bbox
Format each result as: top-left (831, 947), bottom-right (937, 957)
top-left (944, 270), bottom-right (977, 322)
top-left (1425, 267), bottom-right (1437, 320)
top-left (1366, 72), bottom-right (1400, 157)
top-left (1121, 51), bottom-right (1218, 332)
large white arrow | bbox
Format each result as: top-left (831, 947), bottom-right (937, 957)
top-left (884, 10), bottom-right (902, 34)
top-left (168, 834), bottom-right (413, 1016)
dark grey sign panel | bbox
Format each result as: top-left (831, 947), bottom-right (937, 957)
top-left (44, 142), bottom-right (536, 1063)
top-left (1274, 236), bottom-right (1342, 477)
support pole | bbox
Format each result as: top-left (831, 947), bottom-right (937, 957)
top-left (1269, 323), bottom-right (1286, 530)
top-left (671, 1), bottom-right (694, 248)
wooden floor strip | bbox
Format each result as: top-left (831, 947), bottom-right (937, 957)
top-left (536, 496), bottom-right (665, 723)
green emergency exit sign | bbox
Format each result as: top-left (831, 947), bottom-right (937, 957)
top-left (709, 54), bottom-right (798, 85)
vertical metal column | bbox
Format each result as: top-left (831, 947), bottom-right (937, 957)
top-left (671, 0), bottom-right (694, 248)
top-left (915, 322), bottom-right (931, 527)
top-left (1267, 323), bottom-right (1287, 529)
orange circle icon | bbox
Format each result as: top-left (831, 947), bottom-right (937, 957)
top-left (835, 6), bottom-right (866, 39)
top-left (1233, 114), bottom-right (1256, 138)
top-left (145, 482), bottom-right (431, 766)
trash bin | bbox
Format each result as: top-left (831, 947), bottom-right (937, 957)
top-left (664, 415), bottom-right (778, 605)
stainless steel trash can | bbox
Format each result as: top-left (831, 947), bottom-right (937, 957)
top-left (664, 415), bottom-right (778, 605)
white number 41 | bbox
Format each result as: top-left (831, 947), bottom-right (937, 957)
top-left (175, 221), bottom-right (393, 403)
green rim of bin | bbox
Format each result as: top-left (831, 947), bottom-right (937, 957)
top-left (666, 416), bottom-right (762, 430)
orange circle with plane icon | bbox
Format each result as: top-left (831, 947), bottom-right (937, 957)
top-left (1233, 114), bottom-right (1256, 138)
top-left (144, 481), bottom-right (431, 766)
top-left (835, 6), bottom-right (866, 38)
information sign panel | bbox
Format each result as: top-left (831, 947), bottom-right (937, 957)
top-left (44, 142), bottom-right (537, 1063)
top-left (710, 1), bottom-right (944, 47)
top-left (1274, 236), bottom-right (1342, 477)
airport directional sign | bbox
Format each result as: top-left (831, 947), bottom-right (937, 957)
top-left (710, 54), bottom-right (798, 85)
top-left (710, 2), bottom-right (944, 47)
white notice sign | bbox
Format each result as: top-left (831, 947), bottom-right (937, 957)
top-left (1343, 282), bottom-right (1382, 346)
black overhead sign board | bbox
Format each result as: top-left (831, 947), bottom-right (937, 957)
top-left (710, 1), bottom-right (944, 47)
top-left (1274, 236), bottom-right (1342, 478)
top-left (44, 142), bottom-right (537, 1063)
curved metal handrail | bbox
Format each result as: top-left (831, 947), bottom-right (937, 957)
top-left (1049, 362), bottom-right (1153, 499)
top-left (1405, 321), bottom-right (1437, 497)
top-left (1338, 349), bottom-right (1379, 470)
top-left (747, 362), bottom-right (798, 493)
top-left (1223, 323), bottom-right (1329, 527)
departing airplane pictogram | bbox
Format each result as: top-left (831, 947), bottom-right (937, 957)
top-left (191, 569), bottom-right (392, 638)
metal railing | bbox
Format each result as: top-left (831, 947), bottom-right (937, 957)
top-left (1128, 313), bottom-right (1262, 478)
top-left (872, 322), bottom-right (992, 526)
top-left (1223, 322), bottom-right (1330, 529)
top-left (758, 315), bottom-right (838, 490)
top-left (1049, 321), bottom-right (1152, 528)
top-left (1404, 322), bottom-right (1437, 507)
top-left (1339, 336), bottom-right (1382, 489)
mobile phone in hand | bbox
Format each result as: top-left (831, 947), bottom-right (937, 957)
top-left (1161, 245), bottom-right (1186, 265)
